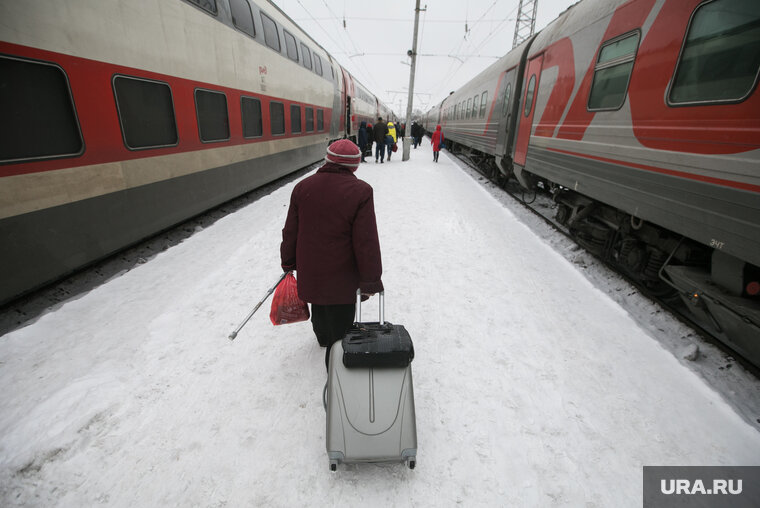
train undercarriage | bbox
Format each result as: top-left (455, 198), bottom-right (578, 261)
top-left (447, 140), bottom-right (760, 370)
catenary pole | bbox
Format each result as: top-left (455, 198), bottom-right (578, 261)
top-left (403, 0), bottom-right (423, 161)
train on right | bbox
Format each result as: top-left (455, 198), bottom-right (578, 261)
top-left (423, 0), bottom-right (760, 368)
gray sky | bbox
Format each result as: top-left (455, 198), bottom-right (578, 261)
top-left (274, 0), bottom-right (579, 118)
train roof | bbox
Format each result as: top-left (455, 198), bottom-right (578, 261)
top-left (528, 0), bottom-right (618, 57)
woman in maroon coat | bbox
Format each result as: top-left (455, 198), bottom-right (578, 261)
top-left (281, 139), bottom-right (384, 368)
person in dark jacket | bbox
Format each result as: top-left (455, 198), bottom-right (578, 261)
top-left (281, 139), bottom-right (384, 369)
top-left (357, 121), bottom-right (368, 162)
top-left (411, 122), bottom-right (422, 148)
top-left (366, 123), bottom-right (374, 158)
top-left (373, 117), bottom-right (389, 163)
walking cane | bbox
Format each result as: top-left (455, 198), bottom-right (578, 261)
top-left (228, 271), bottom-right (290, 340)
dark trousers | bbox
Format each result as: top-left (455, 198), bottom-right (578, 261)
top-left (311, 303), bottom-right (355, 370)
top-left (375, 142), bottom-right (385, 161)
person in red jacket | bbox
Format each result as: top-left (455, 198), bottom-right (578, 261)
top-left (431, 124), bottom-right (444, 162)
top-left (280, 139), bottom-right (384, 369)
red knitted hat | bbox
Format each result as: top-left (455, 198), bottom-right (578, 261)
top-left (325, 139), bottom-right (361, 170)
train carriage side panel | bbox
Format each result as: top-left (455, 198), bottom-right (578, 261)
top-left (444, 63), bottom-right (503, 156)
top-left (425, 103), bottom-right (441, 135)
top-left (0, 0), bottom-right (341, 304)
top-left (519, 0), bottom-right (760, 268)
top-left (348, 77), bottom-right (377, 139)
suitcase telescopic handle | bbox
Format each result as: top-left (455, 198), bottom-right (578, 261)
top-left (355, 289), bottom-right (384, 325)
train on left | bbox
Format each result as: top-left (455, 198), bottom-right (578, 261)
top-left (0, 0), bottom-right (395, 305)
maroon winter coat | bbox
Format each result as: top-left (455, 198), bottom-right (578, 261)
top-left (280, 162), bottom-right (384, 304)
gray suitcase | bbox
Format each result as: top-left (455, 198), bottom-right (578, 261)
top-left (325, 291), bottom-right (417, 471)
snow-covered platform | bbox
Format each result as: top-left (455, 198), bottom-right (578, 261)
top-left (1, 142), bottom-right (759, 507)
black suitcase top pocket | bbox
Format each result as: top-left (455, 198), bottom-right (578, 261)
top-left (342, 322), bottom-right (414, 368)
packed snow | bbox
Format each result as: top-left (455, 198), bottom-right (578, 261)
top-left (1, 141), bottom-right (759, 507)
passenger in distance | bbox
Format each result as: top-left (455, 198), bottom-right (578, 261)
top-left (358, 121), bottom-right (368, 163)
top-left (431, 124), bottom-right (444, 162)
top-left (386, 121), bottom-right (397, 161)
top-left (374, 116), bottom-right (388, 163)
top-left (366, 122), bottom-right (374, 159)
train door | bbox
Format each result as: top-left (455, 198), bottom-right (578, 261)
top-left (513, 54), bottom-right (543, 167)
top-left (340, 67), bottom-right (354, 139)
top-left (494, 68), bottom-right (517, 157)
top-left (330, 66), bottom-right (342, 139)
top-left (345, 96), bottom-right (352, 139)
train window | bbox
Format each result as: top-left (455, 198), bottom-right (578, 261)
top-left (472, 95), bottom-right (480, 119)
top-left (270, 101), bottom-right (285, 135)
top-left (480, 91), bottom-right (488, 117)
top-left (305, 107), bottom-right (314, 132)
top-left (301, 44), bottom-right (312, 70)
top-left (1, 56), bottom-right (84, 162)
top-left (185, 0), bottom-right (216, 15)
top-left (524, 75), bottom-right (536, 116)
top-left (290, 105), bottom-right (302, 133)
top-left (314, 55), bottom-right (323, 76)
top-left (502, 83), bottom-right (512, 116)
top-left (588, 32), bottom-right (639, 111)
top-left (230, 0), bottom-right (254, 37)
top-left (114, 75), bottom-right (177, 150)
top-left (260, 12), bottom-right (281, 52)
top-left (669, 0), bottom-right (760, 105)
top-left (241, 96), bottom-right (262, 138)
top-left (466, 98), bottom-right (472, 118)
top-left (283, 30), bottom-right (298, 62)
top-left (195, 89), bottom-right (229, 142)
top-left (317, 109), bottom-right (324, 130)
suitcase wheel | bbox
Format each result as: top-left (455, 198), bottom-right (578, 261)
top-left (329, 459), bottom-right (338, 472)
top-left (408, 458), bottom-right (416, 470)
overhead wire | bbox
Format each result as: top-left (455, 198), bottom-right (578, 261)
top-left (292, 0), bottom-right (518, 113)
top-left (428, 0), bottom-right (517, 103)
top-left (319, 0), bottom-right (382, 96)
top-left (293, 0), bottom-right (380, 94)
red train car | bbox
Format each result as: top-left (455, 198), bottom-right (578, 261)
top-left (431, 0), bottom-right (760, 366)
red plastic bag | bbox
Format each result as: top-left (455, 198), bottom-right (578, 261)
top-left (269, 272), bottom-right (310, 325)
top-left (392, 142), bottom-right (398, 152)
